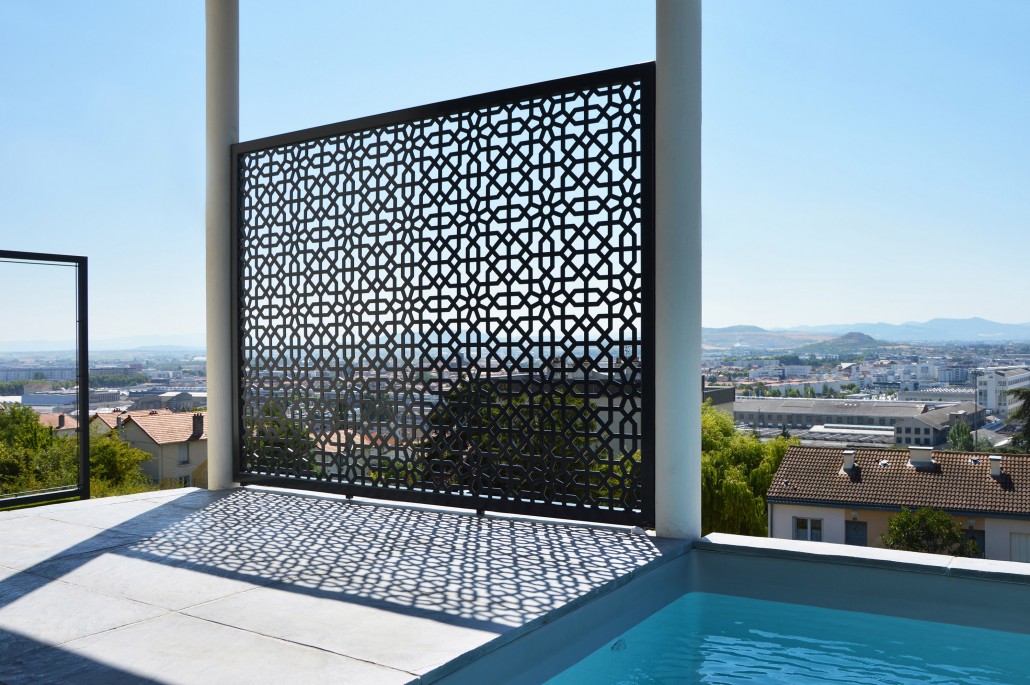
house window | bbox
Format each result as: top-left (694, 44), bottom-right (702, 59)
top-left (178, 444), bottom-right (189, 465)
top-left (793, 517), bottom-right (822, 541)
top-left (178, 475), bottom-right (191, 488)
top-left (905, 427), bottom-right (911, 434)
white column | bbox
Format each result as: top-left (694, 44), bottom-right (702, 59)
top-left (654, 0), bottom-right (701, 538)
top-left (206, 0), bottom-right (239, 490)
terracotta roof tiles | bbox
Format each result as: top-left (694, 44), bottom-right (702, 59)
top-left (767, 445), bottom-right (1030, 517)
top-left (92, 409), bottom-right (174, 429)
top-left (123, 411), bottom-right (207, 445)
top-left (37, 413), bottom-right (79, 430)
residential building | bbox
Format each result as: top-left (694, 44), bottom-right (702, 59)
top-left (89, 408), bottom-right (174, 434)
top-left (767, 445), bottom-right (1030, 561)
top-left (118, 411), bottom-right (208, 488)
top-left (976, 367), bottom-right (1030, 419)
top-left (747, 365), bottom-right (812, 381)
top-left (893, 401), bottom-right (986, 447)
top-left (36, 412), bottom-right (78, 438)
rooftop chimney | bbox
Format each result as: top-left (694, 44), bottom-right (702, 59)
top-left (842, 450), bottom-right (856, 471)
top-left (191, 412), bottom-right (204, 439)
top-left (908, 446), bottom-right (934, 468)
top-left (116, 416), bottom-right (123, 430)
top-left (989, 455), bottom-right (1002, 478)
top-left (57, 414), bottom-right (65, 429)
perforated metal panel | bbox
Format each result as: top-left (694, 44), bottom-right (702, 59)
top-left (233, 64), bottom-right (655, 525)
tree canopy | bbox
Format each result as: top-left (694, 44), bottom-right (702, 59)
top-left (701, 401), bottom-right (797, 536)
top-left (0, 404), bottom-right (155, 502)
top-left (881, 507), bottom-right (979, 557)
top-left (1007, 387), bottom-right (1030, 451)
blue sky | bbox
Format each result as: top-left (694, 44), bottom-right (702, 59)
top-left (1, 1), bottom-right (1027, 344)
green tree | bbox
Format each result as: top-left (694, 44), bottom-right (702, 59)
top-left (785, 388), bottom-right (801, 398)
top-left (881, 507), bottom-right (979, 557)
top-left (948, 421), bottom-right (973, 451)
top-left (1007, 387), bottom-right (1030, 451)
top-left (802, 385), bottom-right (816, 398)
top-left (701, 401), bottom-right (796, 536)
top-left (0, 403), bottom-right (53, 451)
top-left (1, 405), bottom-right (156, 500)
top-left (766, 388), bottom-right (781, 397)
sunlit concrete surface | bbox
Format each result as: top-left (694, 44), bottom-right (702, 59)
top-left (0, 488), bottom-right (674, 684)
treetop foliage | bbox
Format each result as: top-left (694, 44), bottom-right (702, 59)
top-left (0, 403), bottom-right (155, 503)
top-left (881, 506), bottom-right (979, 557)
top-left (701, 401), bottom-right (797, 536)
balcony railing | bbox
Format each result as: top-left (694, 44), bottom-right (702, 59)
top-left (232, 64), bottom-right (655, 525)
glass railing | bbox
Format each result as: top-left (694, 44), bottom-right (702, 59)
top-left (0, 250), bottom-right (89, 508)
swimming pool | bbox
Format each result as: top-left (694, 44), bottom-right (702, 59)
top-left (544, 592), bottom-right (1030, 684)
top-left (435, 535), bottom-right (1030, 685)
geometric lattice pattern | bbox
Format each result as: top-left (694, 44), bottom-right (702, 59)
top-left (234, 65), bottom-right (654, 525)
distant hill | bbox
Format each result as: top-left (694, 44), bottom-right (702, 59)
top-left (796, 331), bottom-right (886, 356)
top-left (701, 325), bottom-right (833, 351)
top-left (781, 317), bottom-right (1030, 343)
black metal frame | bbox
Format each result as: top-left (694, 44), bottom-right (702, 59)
top-left (232, 64), bottom-right (655, 525)
top-left (0, 250), bottom-right (89, 507)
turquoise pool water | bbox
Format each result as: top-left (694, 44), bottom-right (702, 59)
top-left (545, 592), bottom-right (1030, 684)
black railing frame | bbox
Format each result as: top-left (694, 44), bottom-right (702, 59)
top-left (232, 63), bottom-right (656, 526)
top-left (0, 249), bottom-right (89, 507)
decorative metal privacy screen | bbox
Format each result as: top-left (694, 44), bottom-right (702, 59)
top-left (233, 64), bottom-right (654, 525)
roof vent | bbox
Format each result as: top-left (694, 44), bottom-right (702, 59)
top-left (842, 450), bottom-right (856, 471)
top-left (908, 446), bottom-right (934, 468)
top-left (989, 455), bottom-right (1002, 478)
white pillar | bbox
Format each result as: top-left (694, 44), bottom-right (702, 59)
top-left (206, 0), bottom-right (239, 490)
top-left (654, 0), bottom-right (701, 538)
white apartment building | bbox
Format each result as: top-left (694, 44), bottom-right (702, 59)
top-left (748, 365), bottom-right (813, 381)
top-left (976, 367), bottom-right (1030, 419)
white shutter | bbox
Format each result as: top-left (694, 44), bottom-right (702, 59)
top-left (1009, 532), bottom-right (1030, 563)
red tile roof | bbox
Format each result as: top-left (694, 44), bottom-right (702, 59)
top-left (123, 411), bottom-right (207, 445)
top-left (767, 446), bottom-right (1030, 517)
top-left (92, 409), bottom-right (173, 429)
top-left (37, 413), bottom-right (79, 430)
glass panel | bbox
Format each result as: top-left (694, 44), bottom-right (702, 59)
top-left (811, 519), bottom-right (822, 541)
top-left (0, 256), bottom-right (82, 504)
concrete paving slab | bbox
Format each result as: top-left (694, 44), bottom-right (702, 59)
top-left (0, 516), bottom-right (137, 571)
top-left (0, 613), bottom-right (415, 685)
top-left (0, 567), bottom-right (164, 660)
top-left (36, 498), bottom-right (196, 539)
top-left (184, 583), bottom-right (497, 675)
top-left (25, 552), bottom-right (264, 611)
top-left (0, 489), bottom-right (664, 684)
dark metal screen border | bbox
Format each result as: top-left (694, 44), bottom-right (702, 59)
top-left (232, 63), bottom-right (655, 526)
top-left (0, 250), bottom-right (89, 508)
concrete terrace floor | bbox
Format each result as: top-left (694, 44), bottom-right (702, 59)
top-left (0, 487), bottom-right (672, 684)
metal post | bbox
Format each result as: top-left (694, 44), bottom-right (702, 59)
top-left (206, 0), bottom-right (239, 490)
top-left (77, 257), bottom-right (90, 499)
top-left (654, 0), bottom-right (702, 539)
